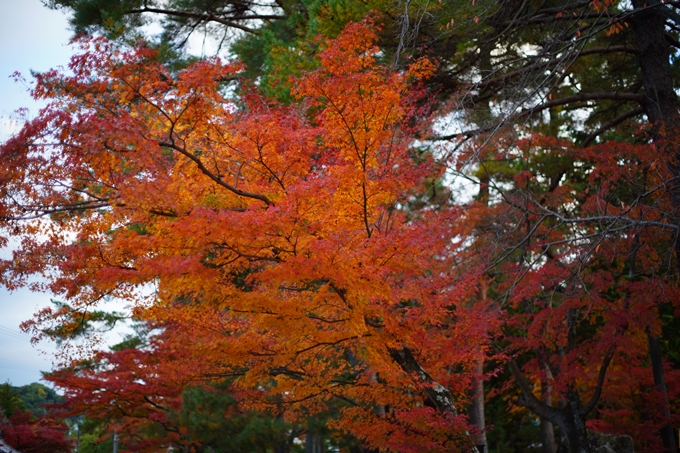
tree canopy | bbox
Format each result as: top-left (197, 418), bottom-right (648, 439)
top-left (2, 0), bottom-right (680, 452)
top-left (0, 383), bottom-right (71, 453)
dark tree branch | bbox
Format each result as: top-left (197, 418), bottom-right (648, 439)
top-left (576, 45), bottom-right (639, 56)
top-left (159, 141), bottom-right (273, 206)
top-left (532, 1), bottom-right (593, 17)
top-left (503, 353), bottom-right (552, 420)
top-left (434, 92), bottom-right (646, 141)
top-left (581, 107), bottom-right (645, 147)
top-left (124, 7), bottom-right (285, 34)
top-left (665, 31), bottom-right (680, 49)
top-left (523, 92), bottom-right (645, 116)
top-left (388, 346), bottom-right (460, 416)
top-left (582, 346), bottom-right (615, 415)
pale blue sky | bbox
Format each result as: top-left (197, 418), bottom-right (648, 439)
top-left (0, 0), bottom-right (231, 387)
top-left (0, 0), bottom-right (77, 387)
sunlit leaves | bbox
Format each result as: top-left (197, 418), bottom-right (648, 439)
top-left (1, 20), bottom-right (488, 451)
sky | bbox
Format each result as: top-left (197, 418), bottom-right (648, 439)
top-left (0, 0), bottom-right (227, 388)
top-left (0, 0), bottom-right (82, 387)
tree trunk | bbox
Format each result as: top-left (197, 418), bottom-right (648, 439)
top-left (469, 358), bottom-right (487, 453)
top-left (508, 358), bottom-right (596, 453)
top-left (389, 346), bottom-right (460, 416)
top-left (541, 418), bottom-right (557, 453)
top-left (540, 366), bottom-right (557, 453)
top-left (629, 0), bottom-right (678, 128)
top-left (648, 331), bottom-right (677, 452)
top-left (469, 279), bottom-right (489, 453)
top-left (275, 441), bottom-right (291, 453)
top-left (630, 2), bottom-right (679, 450)
top-left (526, 389), bottom-right (590, 453)
top-left (388, 346), bottom-right (482, 453)
top-left (564, 390), bottom-right (591, 453)
top-left (305, 433), bottom-right (324, 453)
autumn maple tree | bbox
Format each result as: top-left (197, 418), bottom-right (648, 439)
top-left (455, 130), bottom-right (680, 452)
top-left (6, 0), bottom-right (680, 447)
top-left (0, 21), bottom-right (496, 452)
top-left (1, 409), bottom-right (72, 453)
top-left (0, 383), bottom-right (72, 453)
top-left (44, 318), bottom-right (368, 452)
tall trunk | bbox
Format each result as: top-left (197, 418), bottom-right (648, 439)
top-left (564, 389), bottom-right (591, 453)
top-left (629, 0), bottom-right (678, 128)
top-left (558, 416), bottom-right (589, 453)
top-left (540, 366), bottom-right (557, 453)
top-left (532, 392), bottom-right (590, 453)
top-left (469, 279), bottom-right (489, 453)
top-left (275, 441), bottom-right (291, 453)
top-left (648, 331), bottom-right (677, 452)
top-left (540, 415), bottom-right (557, 453)
top-left (305, 433), bottom-right (324, 453)
top-left (630, 2), bottom-right (679, 450)
top-left (630, 0), bottom-right (680, 207)
top-left (506, 362), bottom-right (581, 451)
top-left (469, 358), bottom-right (487, 453)
top-left (506, 348), bottom-right (613, 453)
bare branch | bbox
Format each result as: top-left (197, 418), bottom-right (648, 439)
top-left (583, 347), bottom-right (615, 415)
top-left (124, 7), bottom-right (285, 35)
top-left (434, 92), bottom-right (645, 141)
top-left (388, 346), bottom-right (460, 416)
top-left (581, 107), bottom-right (646, 147)
top-left (159, 140), bottom-right (273, 206)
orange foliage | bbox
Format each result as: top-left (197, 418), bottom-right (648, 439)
top-left (1, 22), bottom-right (489, 452)
top-left (3, 18), bottom-right (679, 452)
